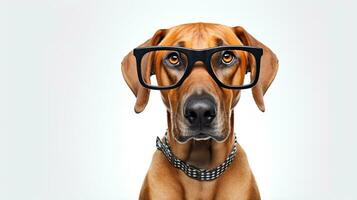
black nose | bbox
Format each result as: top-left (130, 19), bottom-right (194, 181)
top-left (184, 95), bottom-right (217, 128)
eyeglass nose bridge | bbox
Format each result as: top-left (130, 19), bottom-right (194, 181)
top-left (187, 50), bottom-right (212, 70)
top-left (189, 50), bottom-right (209, 62)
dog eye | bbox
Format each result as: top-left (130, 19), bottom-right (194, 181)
top-left (221, 51), bottom-right (235, 65)
top-left (166, 52), bottom-right (181, 66)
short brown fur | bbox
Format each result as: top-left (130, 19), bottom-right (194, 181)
top-left (121, 22), bottom-right (278, 200)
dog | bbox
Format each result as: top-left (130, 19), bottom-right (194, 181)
top-left (121, 22), bottom-right (278, 200)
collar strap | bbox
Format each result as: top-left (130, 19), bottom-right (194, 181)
top-left (156, 133), bottom-right (238, 181)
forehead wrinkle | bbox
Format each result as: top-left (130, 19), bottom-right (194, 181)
top-left (162, 27), bottom-right (198, 47)
top-left (215, 38), bottom-right (224, 46)
top-left (223, 31), bottom-right (244, 45)
top-left (194, 24), bottom-right (210, 48)
top-left (175, 24), bottom-right (209, 49)
top-left (163, 23), bottom-right (240, 48)
top-left (160, 31), bottom-right (178, 46)
top-left (208, 36), bottom-right (228, 47)
top-left (175, 41), bottom-right (186, 47)
top-left (206, 25), bottom-right (240, 45)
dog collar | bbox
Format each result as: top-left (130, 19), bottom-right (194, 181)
top-left (156, 133), bottom-right (238, 181)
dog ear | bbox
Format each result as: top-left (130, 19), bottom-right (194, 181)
top-left (121, 29), bottom-right (167, 113)
top-left (233, 26), bottom-right (279, 112)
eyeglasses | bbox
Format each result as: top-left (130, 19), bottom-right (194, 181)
top-left (133, 46), bottom-right (263, 90)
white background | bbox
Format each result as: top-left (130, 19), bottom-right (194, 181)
top-left (1, 0), bottom-right (357, 199)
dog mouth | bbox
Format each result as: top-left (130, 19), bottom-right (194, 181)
top-left (176, 132), bottom-right (225, 143)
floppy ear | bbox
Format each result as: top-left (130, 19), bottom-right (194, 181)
top-left (233, 26), bottom-right (279, 112)
top-left (121, 29), bottom-right (167, 113)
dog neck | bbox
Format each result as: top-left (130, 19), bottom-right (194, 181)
top-left (166, 111), bottom-right (235, 169)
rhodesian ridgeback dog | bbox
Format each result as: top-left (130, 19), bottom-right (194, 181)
top-left (121, 22), bottom-right (278, 200)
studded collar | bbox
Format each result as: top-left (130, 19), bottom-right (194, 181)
top-left (156, 133), bottom-right (238, 181)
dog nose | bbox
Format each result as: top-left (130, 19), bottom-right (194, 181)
top-left (184, 95), bottom-right (217, 127)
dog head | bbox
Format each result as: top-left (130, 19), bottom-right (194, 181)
top-left (121, 23), bottom-right (278, 143)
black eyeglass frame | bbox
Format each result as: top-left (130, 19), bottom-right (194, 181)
top-left (133, 46), bottom-right (263, 90)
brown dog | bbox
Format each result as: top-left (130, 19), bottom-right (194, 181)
top-left (121, 22), bottom-right (278, 200)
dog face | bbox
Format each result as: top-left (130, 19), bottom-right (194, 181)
top-left (122, 23), bottom-right (278, 143)
top-left (155, 24), bottom-right (248, 143)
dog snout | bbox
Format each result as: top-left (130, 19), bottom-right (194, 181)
top-left (184, 95), bottom-right (217, 129)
